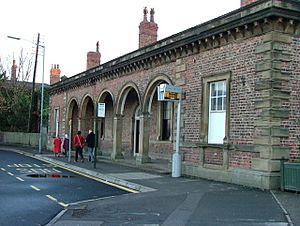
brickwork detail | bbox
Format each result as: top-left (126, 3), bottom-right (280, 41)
top-left (229, 151), bottom-right (259, 169)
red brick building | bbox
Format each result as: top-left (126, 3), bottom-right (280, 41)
top-left (49, 0), bottom-right (300, 189)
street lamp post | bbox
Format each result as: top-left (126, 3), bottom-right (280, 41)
top-left (38, 46), bottom-right (45, 154)
top-left (8, 34), bottom-right (45, 153)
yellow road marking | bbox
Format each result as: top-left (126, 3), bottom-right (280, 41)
top-left (60, 167), bottom-right (138, 193)
top-left (16, 177), bottom-right (24, 182)
top-left (7, 172), bottom-right (14, 176)
top-left (30, 185), bottom-right (40, 191)
top-left (35, 159), bottom-right (139, 193)
top-left (58, 202), bottom-right (68, 208)
top-left (46, 195), bottom-right (57, 202)
top-left (1, 168), bottom-right (6, 171)
top-left (47, 195), bottom-right (68, 208)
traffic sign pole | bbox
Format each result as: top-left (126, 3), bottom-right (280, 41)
top-left (172, 97), bottom-right (182, 177)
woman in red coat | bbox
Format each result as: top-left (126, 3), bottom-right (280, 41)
top-left (53, 135), bottom-right (62, 157)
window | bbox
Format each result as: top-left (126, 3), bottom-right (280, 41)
top-left (202, 72), bottom-right (231, 145)
top-left (208, 81), bottom-right (226, 144)
top-left (161, 101), bottom-right (172, 140)
top-left (54, 109), bottom-right (59, 137)
top-left (210, 81), bottom-right (226, 112)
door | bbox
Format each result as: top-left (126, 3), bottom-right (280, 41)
top-left (133, 106), bottom-right (140, 156)
top-left (208, 81), bottom-right (226, 144)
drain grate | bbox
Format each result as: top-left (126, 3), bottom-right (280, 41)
top-left (27, 173), bottom-right (74, 178)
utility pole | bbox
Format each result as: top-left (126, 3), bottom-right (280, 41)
top-left (28, 33), bottom-right (40, 133)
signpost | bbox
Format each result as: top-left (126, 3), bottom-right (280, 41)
top-left (68, 119), bottom-right (72, 162)
top-left (157, 84), bottom-right (183, 177)
top-left (94, 103), bottom-right (105, 168)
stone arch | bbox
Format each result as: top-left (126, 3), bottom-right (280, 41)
top-left (112, 82), bottom-right (142, 159)
top-left (66, 97), bottom-right (80, 139)
top-left (115, 82), bottom-right (141, 115)
top-left (141, 74), bottom-right (174, 158)
top-left (80, 94), bottom-right (95, 134)
top-left (143, 74), bottom-right (173, 113)
top-left (98, 89), bottom-right (115, 104)
top-left (97, 89), bottom-right (115, 154)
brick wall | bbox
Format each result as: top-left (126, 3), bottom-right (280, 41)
top-left (229, 151), bottom-right (259, 169)
top-left (281, 36), bottom-right (300, 159)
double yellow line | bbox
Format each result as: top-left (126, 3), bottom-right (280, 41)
top-left (37, 158), bottom-right (139, 194)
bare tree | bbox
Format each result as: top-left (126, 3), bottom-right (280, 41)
top-left (0, 50), bottom-right (34, 132)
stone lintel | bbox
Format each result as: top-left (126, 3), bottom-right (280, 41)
top-left (255, 145), bottom-right (290, 159)
top-left (262, 32), bottom-right (292, 44)
top-left (251, 158), bottom-right (280, 171)
top-left (261, 108), bottom-right (290, 119)
top-left (262, 51), bottom-right (291, 61)
top-left (255, 80), bottom-right (284, 90)
top-left (259, 70), bottom-right (290, 81)
top-left (260, 89), bottom-right (290, 99)
top-left (176, 64), bottom-right (186, 73)
top-left (254, 118), bottom-right (282, 127)
top-left (259, 127), bottom-right (289, 138)
top-left (254, 136), bottom-right (281, 146)
top-left (255, 98), bottom-right (282, 109)
top-left (255, 60), bottom-right (286, 72)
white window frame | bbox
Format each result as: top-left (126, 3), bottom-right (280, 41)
top-left (208, 81), bottom-right (227, 144)
top-left (202, 72), bottom-right (231, 145)
top-left (54, 108), bottom-right (59, 137)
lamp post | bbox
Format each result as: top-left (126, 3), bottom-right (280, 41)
top-left (38, 46), bottom-right (45, 154)
top-left (8, 34), bottom-right (45, 153)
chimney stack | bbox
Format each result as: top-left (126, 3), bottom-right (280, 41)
top-left (50, 64), bottom-right (61, 85)
top-left (139, 7), bottom-right (158, 48)
top-left (87, 41), bottom-right (101, 70)
top-left (11, 59), bottom-right (17, 82)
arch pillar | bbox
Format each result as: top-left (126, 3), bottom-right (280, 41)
top-left (136, 112), bottom-right (151, 164)
top-left (111, 114), bottom-right (124, 159)
top-left (78, 117), bottom-right (82, 131)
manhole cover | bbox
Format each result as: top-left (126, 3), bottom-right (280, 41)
top-left (27, 173), bottom-right (74, 178)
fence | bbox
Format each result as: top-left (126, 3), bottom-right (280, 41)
top-left (281, 159), bottom-right (300, 192)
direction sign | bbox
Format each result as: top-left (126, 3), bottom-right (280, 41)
top-left (157, 84), bottom-right (182, 101)
top-left (97, 103), bottom-right (105, 118)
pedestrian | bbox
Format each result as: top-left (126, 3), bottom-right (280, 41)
top-left (62, 134), bottom-right (69, 157)
top-left (53, 135), bottom-right (62, 157)
top-left (73, 130), bottom-right (85, 162)
top-left (85, 129), bottom-right (95, 162)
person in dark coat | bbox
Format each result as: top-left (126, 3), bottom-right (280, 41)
top-left (73, 131), bottom-right (85, 162)
top-left (62, 134), bottom-right (69, 156)
top-left (85, 129), bottom-right (95, 162)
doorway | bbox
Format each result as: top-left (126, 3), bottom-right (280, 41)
top-left (133, 106), bottom-right (140, 156)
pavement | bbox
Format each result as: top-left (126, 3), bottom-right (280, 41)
top-left (1, 144), bottom-right (300, 226)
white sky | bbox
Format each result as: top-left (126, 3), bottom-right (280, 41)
top-left (0, 0), bottom-right (240, 84)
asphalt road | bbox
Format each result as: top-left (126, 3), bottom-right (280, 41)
top-left (0, 150), bottom-right (129, 226)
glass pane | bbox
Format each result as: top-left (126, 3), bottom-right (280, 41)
top-left (217, 83), bottom-right (223, 96)
top-left (222, 82), bottom-right (226, 96)
top-left (211, 98), bottom-right (216, 111)
top-left (217, 97), bottom-right (223, 110)
top-left (211, 83), bottom-right (216, 97)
